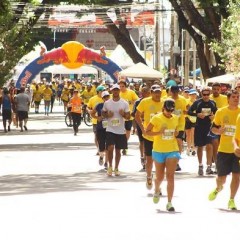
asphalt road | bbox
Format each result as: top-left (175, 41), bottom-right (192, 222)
top-left (0, 104), bottom-right (239, 240)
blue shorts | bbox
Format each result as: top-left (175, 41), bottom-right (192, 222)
top-left (152, 151), bottom-right (181, 163)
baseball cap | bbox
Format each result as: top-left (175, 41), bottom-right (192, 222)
top-left (166, 80), bottom-right (177, 88)
top-left (101, 91), bottom-right (110, 98)
top-left (96, 85), bottom-right (106, 92)
top-left (189, 89), bottom-right (198, 95)
top-left (110, 83), bottom-right (120, 91)
top-left (151, 84), bottom-right (161, 92)
top-left (170, 85), bottom-right (179, 92)
top-left (163, 99), bottom-right (175, 111)
top-left (183, 87), bottom-right (190, 92)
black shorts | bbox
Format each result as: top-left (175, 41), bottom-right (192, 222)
top-left (143, 137), bottom-right (153, 157)
top-left (96, 128), bottom-right (107, 152)
top-left (176, 130), bottom-right (184, 139)
top-left (2, 109), bottom-right (12, 121)
top-left (125, 120), bottom-right (133, 131)
top-left (92, 124), bottom-right (97, 133)
top-left (194, 124), bottom-right (212, 147)
top-left (136, 125), bottom-right (144, 142)
top-left (216, 152), bottom-right (240, 176)
top-left (106, 132), bottom-right (128, 150)
top-left (185, 117), bottom-right (196, 130)
top-left (17, 111), bottom-right (28, 121)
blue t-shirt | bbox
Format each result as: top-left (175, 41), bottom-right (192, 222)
top-left (2, 95), bottom-right (12, 110)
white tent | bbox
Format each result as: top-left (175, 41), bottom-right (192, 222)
top-left (206, 74), bottom-right (237, 88)
top-left (119, 62), bottom-right (163, 79)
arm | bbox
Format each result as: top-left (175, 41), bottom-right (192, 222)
top-left (211, 122), bottom-right (225, 135)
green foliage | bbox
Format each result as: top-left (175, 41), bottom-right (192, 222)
top-left (211, 1), bottom-right (240, 73)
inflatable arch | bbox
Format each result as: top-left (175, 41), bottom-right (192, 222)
top-left (16, 41), bottom-right (122, 88)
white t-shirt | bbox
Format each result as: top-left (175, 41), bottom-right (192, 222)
top-left (102, 98), bottom-right (130, 134)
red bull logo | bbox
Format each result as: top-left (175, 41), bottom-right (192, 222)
top-left (20, 70), bottom-right (32, 86)
top-left (37, 41), bottom-right (108, 69)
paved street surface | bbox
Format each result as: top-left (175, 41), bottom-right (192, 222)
top-left (0, 104), bottom-right (239, 240)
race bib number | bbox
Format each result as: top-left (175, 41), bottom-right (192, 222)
top-left (189, 116), bottom-right (197, 123)
top-left (102, 120), bottom-right (108, 128)
top-left (162, 129), bottom-right (175, 140)
top-left (201, 108), bottom-right (211, 116)
top-left (72, 106), bottom-right (81, 111)
top-left (224, 125), bottom-right (236, 136)
top-left (111, 118), bottom-right (120, 127)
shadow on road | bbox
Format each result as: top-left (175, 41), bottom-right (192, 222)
top-left (0, 170), bottom-right (200, 197)
top-left (0, 171), bottom-right (146, 196)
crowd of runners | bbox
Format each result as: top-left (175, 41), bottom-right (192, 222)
top-left (1, 77), bottom-right (240, 212)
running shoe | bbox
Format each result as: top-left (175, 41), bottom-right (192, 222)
top-left (146, 175), bottom-right (153, 190)
top-left (99, 156), bottom-right (104, 166)
top-left (198, 165), bottom-right (203, 176)
top-left (191, 150), bottom-right (196, 156)
top-left (122, 149), bottom-right (127, 155)
top-left (114, 168), bottom-right (120, 176)
top-left (208, 186), bottom-right (223, 201)
top-left (206, 166), bottom-right (214, 175)
top-left (175, 164), bottom-right (181, 171)
top-left (228, 199), bottom-right (237, 210)
top-left (104, 162), bottom-right (108, 170)
top-left (153, 191), bottom-right (161, 204)
top-left (107, 167), bottom-right (113, 176)
top-left (166, 202), bottom-right (175, 212)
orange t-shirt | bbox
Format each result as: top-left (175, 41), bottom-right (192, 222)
top-left (70, 97), bottom-right (82, 114)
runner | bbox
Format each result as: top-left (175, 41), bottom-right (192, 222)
top-left (90, 90), bottom-right (110, 169)
top-left (187, 87), bottom-right (217, 175)
top-left (68, 89), bottom-right (82, 136)
top-left (208, 90), bottom-right (240, 210)
top-left (146, 99), bottom-right (181, 211)
top-left (135, 84), bottom-right (163, 189)
top-left (102, 83), bottom-right (130, 176)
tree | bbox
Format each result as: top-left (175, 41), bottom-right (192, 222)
top-left (169, 0), bottom-right (232, 79)
top-left (211, 1), bottom-right (240, 74)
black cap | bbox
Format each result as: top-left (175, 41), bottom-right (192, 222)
top-left (163, 99), bottom-right (175, 111)
top-left (170, 86), bottom-right (179, 92)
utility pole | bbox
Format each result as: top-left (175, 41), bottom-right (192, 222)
top-left (154, 0), bottom-right (160, 70)
top-left (184, 31), bottom-right (190, 86)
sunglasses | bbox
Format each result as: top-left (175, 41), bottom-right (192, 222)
top-left (202, 93), bottom-right (210, 96)
top-left (165, 109), bottom-right (174, 112)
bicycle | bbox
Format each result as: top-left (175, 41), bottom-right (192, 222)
top-left (65, 105), bottom-right (92, 127)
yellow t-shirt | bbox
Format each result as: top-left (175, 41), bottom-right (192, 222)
top-left (234, 114), bottom-right (240, 144)
top-left (137, 97), bottom-right (163, 141)
top-left (170, 95), bottom-right (187, 131)
top-left (81, 90), bottom-right (95, 104)
top-left (87, 95), bottom-right (104, 124)
top-left (120, 89), bottom-right (139, 120)
top-left (61, 89), bottom-right (70, 102)
top-left (210, 94), bottom-right (228, 109)
top-left (42, 88), bottom-right (52, 101)
top-left (33, 89), bottom-right (42, 102)
top-left (213, 106), bottom-right (240, 153)
top-left (150, 113), bottom-right (179, 152)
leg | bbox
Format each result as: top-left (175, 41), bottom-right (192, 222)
top-left (230, 173), bottom-right (240, 199)
top-left (114, 148), bottom-right (121, 170)
top-left (165, 158), bottom-right (178, 202)
top-left (154, 161), bottom-right (165, 193)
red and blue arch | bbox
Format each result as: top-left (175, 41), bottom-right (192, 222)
top-left (16, 41), bottom-right (122, 88)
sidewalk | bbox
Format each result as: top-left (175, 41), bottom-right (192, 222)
top-left (0, 104), bottom-right (239, 240)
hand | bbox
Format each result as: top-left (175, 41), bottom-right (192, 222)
top-left (119, 109), bottom-right (124, 117)
top-left (209, 113), bottom-right (214, 121)
top-left (108, 111), bottom-right (114, 118)
top-left (197, 113), bottom-right (205, 119)
top-left (234, 147), bottom-right (240, 158)
top-left (159, 126), bottom-right (167, 134)
top-left (218, 126), bottom-right (225, 135)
